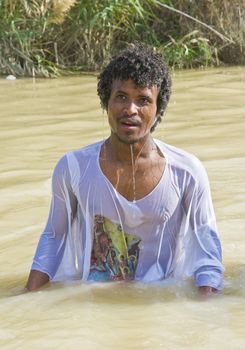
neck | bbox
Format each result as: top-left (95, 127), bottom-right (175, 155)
top-left (105, 133), bottom-right (156, 163)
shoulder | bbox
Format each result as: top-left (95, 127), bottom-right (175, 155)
top-left (66, 140), bottom-right (103, 162)
top-left (53, 140), bottom-right (104, 189)
top-left (55, 140), bottom-right (103, 168)
top-left (154, 139), bottom-right (208, 185)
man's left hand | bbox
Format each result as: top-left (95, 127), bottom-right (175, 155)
top-left (199, 286), bottom-right (218, 296)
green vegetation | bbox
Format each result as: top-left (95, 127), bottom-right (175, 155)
top-left (0, 0), bottom-right (244, 77)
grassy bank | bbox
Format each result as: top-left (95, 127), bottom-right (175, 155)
top-left (0, 0), bottom-right (244, 77)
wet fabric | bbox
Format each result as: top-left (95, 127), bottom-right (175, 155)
top-left (88, 215), bottom-right (142, 281)
top-left (31, 139), bottom-right (224, 289)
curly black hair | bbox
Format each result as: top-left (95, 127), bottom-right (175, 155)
top-left (97, 43), bottom-right (171, 132)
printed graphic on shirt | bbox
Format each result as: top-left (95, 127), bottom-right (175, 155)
top-left (88, 215), bottom-right (141, 281)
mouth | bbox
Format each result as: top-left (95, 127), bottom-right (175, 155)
top-left (119, 118), bottom-right (141, 129)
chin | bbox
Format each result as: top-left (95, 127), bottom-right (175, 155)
top-left (115, 132), bottom-right (149, 145)
top-left (117, 135), bottom-right (142, 145)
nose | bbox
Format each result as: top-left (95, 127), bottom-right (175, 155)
top-left (124, 100), bottom-right (138, 115)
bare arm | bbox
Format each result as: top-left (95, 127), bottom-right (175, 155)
top-left (25, 270), bottom-right (50, 291)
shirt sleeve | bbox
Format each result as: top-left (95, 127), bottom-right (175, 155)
top-left (183, 160), bottom-right (224, 290)
top-left (31, 155), bottom-right (77, 279)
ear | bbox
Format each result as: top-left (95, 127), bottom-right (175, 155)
top-left (155, 113), bottom-right (161, 121)
top-left (151, 114), bottom-right (159, 128)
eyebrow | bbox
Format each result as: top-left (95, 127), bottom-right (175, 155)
top-left (114, 90), bottom-right (152, 98)
top-left (138, 94), bottom-right (152, 98)
top-left (115, 90), bottom-right (127, 94)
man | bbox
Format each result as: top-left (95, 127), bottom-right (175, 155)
top-left (26, 44), bottom-right (224, 294)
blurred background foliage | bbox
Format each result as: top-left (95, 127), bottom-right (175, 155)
top-left (0, 0), bottom-right (244, 76)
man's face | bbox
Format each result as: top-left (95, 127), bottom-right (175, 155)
top-left (107, 79), bottom-right (159, 144)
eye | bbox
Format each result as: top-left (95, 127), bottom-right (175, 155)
top-left (116, 94), bottom-right (127, 102)
top-left (138, 97), bottom-right (150, 106)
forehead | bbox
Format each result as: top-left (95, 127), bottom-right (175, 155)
top-left (111, 79), bottom-right (159, 96)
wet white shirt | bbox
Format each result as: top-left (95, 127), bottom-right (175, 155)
top-left (31, 139), bottom-right (224, 289)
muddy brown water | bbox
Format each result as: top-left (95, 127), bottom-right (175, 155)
top-left (0, 67), bottom-right (244, 349)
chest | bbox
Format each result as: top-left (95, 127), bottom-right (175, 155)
top-left (99, 157), bottom-right (165, 202)
top-left (75, 155), bottom-right (182, 235)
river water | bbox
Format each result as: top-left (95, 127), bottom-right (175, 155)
top-left (0, 67), bottom-right (244, 349)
